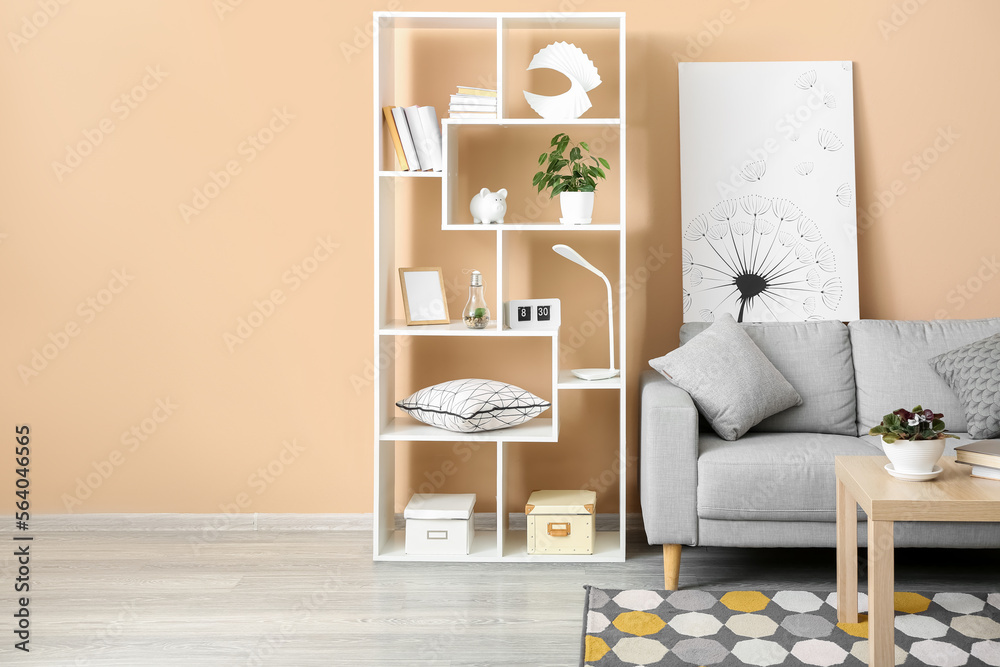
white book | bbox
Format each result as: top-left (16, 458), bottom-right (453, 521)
top-left (415, 106), bottom-right (442, 172)
top-left (449, 112), bottom-right (497, 119)
top-left (390, 107), bottom-right (421, 171)
top-left (456, 86), bottom-right (497, 97)
top-left (449, 104), bottom-right (499, 113)
top-left (404, 105), bottom-right (435, 171)
top-left (971, 465), bottom-right (1000, 481)
top-left (450, 94), bottom-right (498, 107)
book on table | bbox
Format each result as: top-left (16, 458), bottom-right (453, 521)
top-left (955, 440), bottom-right (1000, 468)
top-left (969, 465), bottom-right (1000, 481)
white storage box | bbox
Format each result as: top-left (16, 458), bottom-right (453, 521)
top-left (404, 493), bottom-right (476, 556)
top-left (525, 490), bottom-right (596, 555)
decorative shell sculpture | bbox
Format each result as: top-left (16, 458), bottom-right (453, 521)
top-left (522, 42), bottom-right (601, 120)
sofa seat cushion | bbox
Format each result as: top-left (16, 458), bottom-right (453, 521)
top-left (697, 433), bottom-right (882, 522)
top-left (850, 318), bottom-right (1000, 435)
top-left (681, 319), bottom-right (857, 436)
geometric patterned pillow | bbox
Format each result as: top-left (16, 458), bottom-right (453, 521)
top-left (396, 379), bottom-right (551, 432)
top-left (928, 333), bottom-right (1000, 439)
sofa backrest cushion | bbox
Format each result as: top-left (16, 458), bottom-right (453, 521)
top-left (680, 319), bottom-right (857, 436)
top-left (850, 318), bottom-right (1000, 435)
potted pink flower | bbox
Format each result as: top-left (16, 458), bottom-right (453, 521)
top-left (869, 406), bottom-right (959, 476)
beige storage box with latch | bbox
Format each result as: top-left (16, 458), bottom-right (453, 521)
top-left (404, 493), bottom-right (476, 555)
top-left (525, 490), bottom-right (596, 555)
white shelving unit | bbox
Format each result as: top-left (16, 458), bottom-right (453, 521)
top-left (373, 11), bottom-right (626, 562)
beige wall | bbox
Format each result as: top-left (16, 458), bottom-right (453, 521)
top-left (3, 0), bottom-right (998, 515)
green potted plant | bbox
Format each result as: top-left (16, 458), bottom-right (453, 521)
top-left (532, 132), bottom-right (610, 225)
top-left (869, 406), bottom-right (959, 479)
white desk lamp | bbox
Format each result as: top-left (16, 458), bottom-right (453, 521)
top-left (552, 244), bottom-right (619, 381)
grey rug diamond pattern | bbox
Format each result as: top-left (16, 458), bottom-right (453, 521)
top-left (581, 587), bottom-right (1000, 666)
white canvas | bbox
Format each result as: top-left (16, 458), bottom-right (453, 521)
top-left (679, 61), bottom-right (860, 323)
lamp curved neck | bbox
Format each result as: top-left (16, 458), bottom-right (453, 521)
top-left (599, 272), bottom-right (615, 370)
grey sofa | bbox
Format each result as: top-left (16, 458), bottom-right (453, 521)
top-left (640, 318), bottom-right (1000, 589)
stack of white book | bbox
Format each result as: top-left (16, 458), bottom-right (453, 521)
top-left (449, 87), bottom-right (497, 119)
top-left (955, 440), bottom-right (1000, 480)
top-left (382, 105), bottom-right (442, 172)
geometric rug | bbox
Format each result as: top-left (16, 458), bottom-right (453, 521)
top-left (581, 587), bottom-right (1000, 666)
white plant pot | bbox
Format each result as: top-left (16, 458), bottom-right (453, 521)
top-left (559, 191), bottom-right (594, 225)
top-left (882, 439), bottom-right (945, 474)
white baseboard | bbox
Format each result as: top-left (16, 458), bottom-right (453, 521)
top-left (1, 512), bottom-right (643, 533)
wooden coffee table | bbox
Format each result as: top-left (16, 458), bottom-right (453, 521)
top-left (835, 456), bottom-right (1000, 666)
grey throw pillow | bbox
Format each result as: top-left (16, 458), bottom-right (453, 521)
top-left (928, 333), bottom-right (1000, 439)
top-left (649, 313), bottom-right (803, 440)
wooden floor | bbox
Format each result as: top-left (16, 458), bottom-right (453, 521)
top-left (2, 530), bottom-right (998, 666)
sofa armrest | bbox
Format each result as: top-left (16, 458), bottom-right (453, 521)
top-left (640, 370), bottom-right (700, 546)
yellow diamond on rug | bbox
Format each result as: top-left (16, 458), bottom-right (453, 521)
top-left (584, 635), bottom-right (610, 661)
top-left (721, 591), bottom-right (771, 613)
top-left (895, 592), bottom-right (931, 614)
top-left (838, 613), bottom-right (869, 638)
top-left (612, 610), bottom-right (666, 636)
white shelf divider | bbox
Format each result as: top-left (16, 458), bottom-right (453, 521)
top-left (378, 319), bottom-right (557, 337)
top-left (375, 530), bottom-right (500, 561)
top-left (502, 530), bottom-right (624, 562)
top-left (380, 418), bottom-right (556, 443)
top-left (557, 370), bottom-right (621, 390)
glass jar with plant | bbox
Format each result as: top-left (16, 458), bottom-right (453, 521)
top-left (462, 270), bottom-right (490, 330)
top-left (869, 406), bottom-right (959, 479)
top-left (532, 132), bottom-right (610, 225)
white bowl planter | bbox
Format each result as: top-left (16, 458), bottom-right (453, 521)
top-left (559, 191), bottom-right (594, 224)
top-left (882, 439), bottom-right (945, 474)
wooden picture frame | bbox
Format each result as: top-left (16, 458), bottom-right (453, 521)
top-left (399, 267), bottom-right (450, 325)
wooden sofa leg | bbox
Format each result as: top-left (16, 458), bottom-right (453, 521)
top-left (663, 544), bottom-right (682, 591)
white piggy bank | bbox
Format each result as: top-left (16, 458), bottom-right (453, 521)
top-left (470, 188), bottom-right (507, 224)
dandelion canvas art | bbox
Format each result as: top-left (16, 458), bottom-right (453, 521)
top-left (678, 61), bottom-right (860, 323)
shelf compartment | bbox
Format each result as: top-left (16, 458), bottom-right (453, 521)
top-left (500, 17), bottom-right (622, 120)
top-left (442, 123), bottom-right (621, 228)
top-left (378, 319), bottom-right (557, 336)
top-left (501, 529), bottom-right (623, 562)
top-left (380, 417), bottom-right (556, 442)
top-left (375, 529), bottom-right (499, 561)
top-left (557, 370), bottom-right (621, 390)
top-left (377, 15), bottom-right (498, 173)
